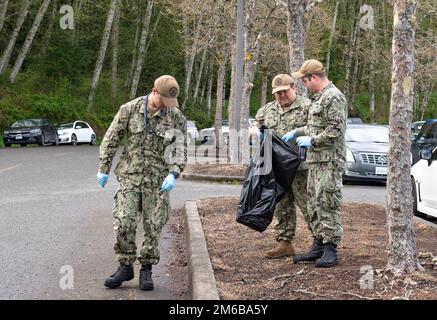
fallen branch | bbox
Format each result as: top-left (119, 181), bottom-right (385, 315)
top-left (264, 267), bottom-right (307, 285)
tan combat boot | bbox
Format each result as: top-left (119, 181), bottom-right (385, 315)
top-left (265, 240), bottom-right (295, 259)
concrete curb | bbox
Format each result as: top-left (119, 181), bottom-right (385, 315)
top-left (184, 200), bottom-right (220, 300)
top-left (181, 172), bottom-right (245, 183)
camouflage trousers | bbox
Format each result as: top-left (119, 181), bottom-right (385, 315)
top-left (274, 170), bottom-right (314, 242)
top-left (307, 162), bottom-right (343, 245)
top-left (112, 187), bottom-right (170, 266)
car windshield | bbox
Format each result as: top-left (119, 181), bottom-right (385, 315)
top-left (58, 123), bottom-right (73, 129)
top-left (346, 126), bottom-right (389, 143)
top-left (222, 120), bottom-right (229, 126)
top-left (11, 119), bottom-right (37, 128)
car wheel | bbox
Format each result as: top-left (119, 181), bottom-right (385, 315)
top-left (89, 134), bottom-right (96, 145)
top-left (38, 133), bottom-right (45, 146)
top-left (411, 177), bottom-right (426, 218)
top-left (71, 134), bottom-right (78, 146)
top-left (5, 143), bottom-right (11, 147)
top-left (53, 133), bottom-right (59, 146)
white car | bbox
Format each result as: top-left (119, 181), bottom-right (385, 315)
top-left (186, 120), bottom-right (199, 144)
top-left (199, 118), bottom-right (255, 145)
top-left (57, 121), bottom-right (97, 145)
top-left (411, 147), bottom-right (437, 218)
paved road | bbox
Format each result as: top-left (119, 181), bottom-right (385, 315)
top-left (0, 145), bottom-right (391, 299)
top-left (0, 146), bottom-right (243, 300)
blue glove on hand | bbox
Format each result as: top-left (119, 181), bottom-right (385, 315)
top-left (282, 130), bottom-right (296, 142)
top-left (296, 136), bottom-right (313, 147)
top-left (97, 172), bottom-right (109, 188)
top-left (160, 174), bottom-right (176, 193)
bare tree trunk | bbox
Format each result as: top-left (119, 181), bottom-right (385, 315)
top-left (182, 15), bottom-right (204, 110)
top-left (0, 0), bottom-right (9, 34)
top-left (193, 47), bottom-right (208, 103)
top-left (286, 0), bottom-right (307, 95)
top-left (124, 1), bottom-right (142, 88)
top-left (326, 0), bottom-right (339, 77)
top-left (129, 0), bottom-right (154, 100)
top-left (0, 0), bottom-right (30, 75)
top-left (10, 0), bottom-right (51, 83)
top-left (419, 83), bottom-right (432, 120)
top-left (386, 0), bottom-right (422, 277)
top-left (228, 39), bottom-right (237, 163)
top-left (369, 21), bottom-right (377, 119)
top-left (207, 68), bottom-right (213, 119)
top-left (40, 0), bottom-right (58, 58)
top-left (214, 49), bottom-right (229, 155)
top-left (343, 0), bottom-right (363, 112)
top-left (111, 3), bottom-right (120, 99)
top-left (87, 0), bottom-right (118, 111)
top-left (74, 0), bottom-right (83, 44)
top-left (144, 9), bottom-right (161, 59)
top-left (260, 70), bottom-right (268, 107)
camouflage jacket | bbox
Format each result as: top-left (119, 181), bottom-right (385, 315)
top-left (99, 96), bottom-right (187, 188)
top-left (297, 83), bottom-right (347, 165)
top-left (251, 95), bottom-right (311, 170)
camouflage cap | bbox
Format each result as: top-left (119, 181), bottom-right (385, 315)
top-left (154, 75), bottom-right (180, 107)
top-left (271, 74), bottom-right (294, 94)
top-left (292, 59), bottom-right (325, 79)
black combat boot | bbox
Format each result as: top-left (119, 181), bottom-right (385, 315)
top-left (315, 242), bottom-right (339, 268)
top-left (104, 264), bottom-right (134, 288)
top-left (292, 237), bottom-right (324, 264)
top-left (139, 264), bottom-right (154, 291)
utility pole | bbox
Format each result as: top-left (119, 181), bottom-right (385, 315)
top-left (232, 0), bottom-right (244, 164)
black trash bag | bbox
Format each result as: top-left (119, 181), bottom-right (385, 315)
top-left (236, 130), bottom-right (300, 232)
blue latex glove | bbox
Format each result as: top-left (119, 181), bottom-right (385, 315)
top-left (282, 129), bottom-right (296, 142)
top-left (160, 174), bottom-right (176, 192)
top-left (296, 136), bottom-right (313, 147)
top-left (97, 172), bottom-right (109, 188)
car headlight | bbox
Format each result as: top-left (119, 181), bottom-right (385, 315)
top-left (30, 129), bottom-right (41, 134)
top-left (3, 130), bottom-right (9, 135)
top-left (346, 148), bottom-right (355, 163)
top-left (58, 131), bottom-right (68, 136)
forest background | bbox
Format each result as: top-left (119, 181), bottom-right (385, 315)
top-left (0, 0), bottom-right (436, 146)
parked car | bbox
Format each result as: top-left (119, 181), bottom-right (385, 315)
top-left (57, 121), bottom-right (96, 145)
top-left (3, 118), bottom-right (58, 147)
top-left (199, 118), bottom-right (255, 145)
top-left (186, 120), bottom-right (199, 144)
top-left (343, 124), bottom-right (389, 183)
top-left (410, 119), bottom-right (437, 165)
top-left (347, 117), bottom-right (364, 124)
top-left (411, 147), bottom-right (437, 219)
top-left (411, 120), bottom-right (426, 138)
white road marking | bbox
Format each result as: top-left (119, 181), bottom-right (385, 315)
top-left (0, 164), bottom-right (22, 174)
top-left (54, 152), bottom-right (73, 157)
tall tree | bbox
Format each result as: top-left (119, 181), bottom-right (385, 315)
top-left (111, 3), bottom-right (120, 99)
top-left (129, 0), bottom-right (154, 100)
top-left (0, 0), bottom-right (9, 34)
top-left (10, 0), bottom-right (51, 83)
top-left (386, 0), bottom-right (422, 276)
top-left (325, 0), bottom-right (339, 77)
top-left (87, 0), bottom-right (119, 111)
top-left (0, 0), bottom-right (30, 75)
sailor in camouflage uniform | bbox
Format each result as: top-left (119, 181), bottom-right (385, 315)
top-left (249, 74), bottom-right (314, 259)
top-left (97, 75), bottom-right (187, 289)
top-left (287, 60), bottom-right (347, 268)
